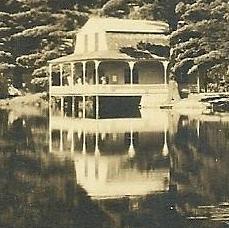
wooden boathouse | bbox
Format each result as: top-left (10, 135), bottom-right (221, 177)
top-left (48, 17), bottom-right (170, 118)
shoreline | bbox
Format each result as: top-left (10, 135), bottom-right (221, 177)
top-left (0, 93), bottom-right (228, 118)
top-left (0, 93), bottom-right (48, 117)
top-left (0, 93), bottom-right (48, 109)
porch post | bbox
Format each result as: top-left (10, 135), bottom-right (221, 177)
top-left (72, 96), bottom-right (75, 117)
top-left (197, 74), bottom-right (200, 93)
top-left (94, 60), bottom-right (101, 85)
top-left (60, 96), bottom-right (64, 117)
top-left (128, 61), bottom-right (135, 85)
top-left (48, 64), bottom-right (52, 92)
top-left (95, 95), bottom-right (99, 120)
top-left (82, 96), bottom-right (86, 119)
top-left (70, 62), bottom-right (74, 86)
top-left (82, 61), bottom-right (86, 85)
top-left (162, 61), bottom-right (169, 85)
top-left (48, 64), bottom-right (52, 154)
top-left (59, 64), bottom-right (63, 86)
top-left (49, 103), bottom-right (52, 153)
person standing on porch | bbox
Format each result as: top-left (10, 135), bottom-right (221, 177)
top-left (77, 77), bottom-right (82, 85)
top-left (101, 76), bottom-right (107, 85)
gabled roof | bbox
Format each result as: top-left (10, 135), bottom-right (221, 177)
top-left (49, 17), bottom-right (169, 64)
top-left (80, 17), bottom-right (169, 34)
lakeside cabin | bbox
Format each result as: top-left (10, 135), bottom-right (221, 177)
top-left (48, 17), bottom-right (170, 117)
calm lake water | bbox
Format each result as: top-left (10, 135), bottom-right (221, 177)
top-left (0, 108), bottom-right (229, 228)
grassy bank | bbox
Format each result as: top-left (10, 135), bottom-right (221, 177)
top-left (0, 93), bottom-right (48, 110)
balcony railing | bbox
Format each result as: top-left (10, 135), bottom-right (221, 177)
top-left (50, 84), bottom-right (168, 96)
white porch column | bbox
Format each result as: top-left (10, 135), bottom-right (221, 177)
top-left (82, 61), bottom-right (86, 85)
top-left (48, 64), bottom-right (52, 93)
top-left (72, 96), bottom-right (75, 117)
top-left (59, 64), bottom-right (63, 86)
top-left (94, 60), bottom-right (101, 85)
top-left (49, 105), bottom-right (52, 153)
top-left (48, 63), bottom-right (52, 143)
top-left (162, 61), bottom-right (169, 85)
top-left (197, 75), bottom-right (200, 93)
top-left (82, 96), bottom-right (86, 119)
top-left (128, 61), bottom-right (135, 85)
top-left (60, 97), bottom-right (64, 117)
top-left (70, 62), bottom-right (74, 86)
top-left (95, 95), bottom-right (99, 120)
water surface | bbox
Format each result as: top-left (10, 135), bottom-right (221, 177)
top-left (0, 108), bottom-right (228, 227)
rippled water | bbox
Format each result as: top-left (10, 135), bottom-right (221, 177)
top-left (0, 108), bottom-right (228, 228)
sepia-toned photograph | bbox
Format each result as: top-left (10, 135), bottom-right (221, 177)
top-left (0, 0), bottom-right (228, 227)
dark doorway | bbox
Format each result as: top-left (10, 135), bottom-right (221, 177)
top-left (133, 68), bottom-right (139, 84)
top-left (124, 68), bottom-right (138, 84)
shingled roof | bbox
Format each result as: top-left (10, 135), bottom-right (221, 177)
top-left (49, 17), bottom-right (169, 64)
top-left (80, 17), bottom-right (169, 34)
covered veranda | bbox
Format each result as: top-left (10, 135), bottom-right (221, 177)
top-left (48, 51), bottom-right (170, 118)
top-left (48, 51), bottom-right (169, 96)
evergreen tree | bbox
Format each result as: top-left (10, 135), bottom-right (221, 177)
top-left (1, 0), bottom-right (228, 94)
top-left (8, 0), bottom-right (88, 92)
top-left (101, 0), bottom-right (179, 28)
top-left (0, 0), bottom-right (24, 97)
top-left (170, 0), bottom-right (229, 91)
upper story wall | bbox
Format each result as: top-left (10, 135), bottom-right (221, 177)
top-left (74, 18), bottom-right (169, 54)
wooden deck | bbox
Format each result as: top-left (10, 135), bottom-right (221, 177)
top-left (50, 84), bottom-right (168, 96)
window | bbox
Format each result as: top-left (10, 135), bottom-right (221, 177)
top-left (95, 33), bottom-right (99, 51)
top-left (84, 34), bottom-right (88, 52)
top-left (112, 75), bottom-right (117, 82)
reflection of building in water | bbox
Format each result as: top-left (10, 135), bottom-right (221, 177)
top-left (49, 110), bottom-right (170, 198)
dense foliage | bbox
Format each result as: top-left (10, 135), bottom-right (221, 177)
top-left (0, 0), bottom-right (88, 94)
top-left (170, 0), bottom-right (229, 91)
top-left (0, 0), bottom-right (228, 95)
top-left (120, 43), bottom-right (170, 59)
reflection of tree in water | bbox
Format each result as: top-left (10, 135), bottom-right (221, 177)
top-left (0, 155), bottom-right (112, 227)
top-left (98, 192), bottom-right (188, 228)
top-left (170, 115), bottom-right (229, 226)
top-left (0, 111), bottom-right (112, 228)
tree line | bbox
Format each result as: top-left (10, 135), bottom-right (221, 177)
top-left (0, 0), bottom-right (228, 97)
